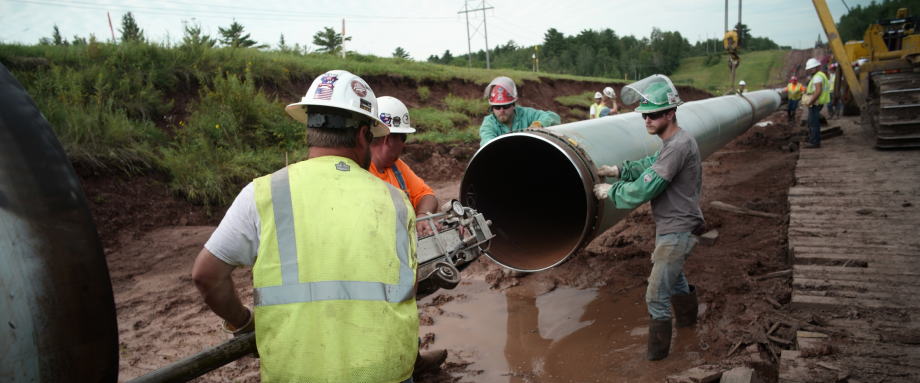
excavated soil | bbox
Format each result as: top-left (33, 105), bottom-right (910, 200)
top-left (83, 75), bottom-right (805, 382)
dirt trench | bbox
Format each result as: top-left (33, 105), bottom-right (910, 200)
top-left (83, 72), bottom-right (803, 381)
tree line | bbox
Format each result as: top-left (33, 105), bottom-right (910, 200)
top-left (427, 23), bottom-right (785, 79)
top-left (837, 0), bottom-right (920, 42)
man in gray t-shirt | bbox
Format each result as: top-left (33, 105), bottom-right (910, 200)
top-left (592, 75), bottom-right (704, 361)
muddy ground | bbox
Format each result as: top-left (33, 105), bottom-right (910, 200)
top-left (77, 63), bottom-right (821, 382)
top-left (90, 108), bottom-right (804, 382)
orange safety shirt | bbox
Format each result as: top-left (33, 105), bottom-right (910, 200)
top-left (370, 158), bottom-right (435, 212)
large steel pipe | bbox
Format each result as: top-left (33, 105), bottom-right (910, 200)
top-left (460, 90), bottom-right (781, 272)
top-left (0, 64), bottom-right (118, 381)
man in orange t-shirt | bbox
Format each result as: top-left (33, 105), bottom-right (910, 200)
top-left (370, 96), bottom-right (439, 235)
top-left (369, 96), bottom-right (448, 376)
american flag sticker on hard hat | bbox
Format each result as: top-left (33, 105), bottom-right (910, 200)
top-left (314, 74), bottom-right (338, 100)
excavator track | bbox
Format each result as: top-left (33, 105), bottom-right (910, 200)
top-left (873, 71), bottom-right (920, 149)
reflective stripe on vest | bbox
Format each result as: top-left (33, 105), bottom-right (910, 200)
top-left (253, 166), bottom-right (414, 306)
top-left (807, 71), bottom-right (831, 105)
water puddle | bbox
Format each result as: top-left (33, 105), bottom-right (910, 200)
top-left (420, 276), bottom-right (702, 382)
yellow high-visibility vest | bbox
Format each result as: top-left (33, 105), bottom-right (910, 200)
top-left (252, 155), bottom-right (418, 383)
top-left (807, 71), bottom-right (831, 105)
top-left (786, 83), bottom-right (805, 101)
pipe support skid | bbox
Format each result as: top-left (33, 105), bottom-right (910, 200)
top-left (460, 90), bottom-right (781, 272)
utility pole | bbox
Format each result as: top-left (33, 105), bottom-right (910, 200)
top-left (341, 18), bottom-right (347, 59)
top-left (107, 12), bottom-right (116, 43)
top-left (457, 1), bottom-right (494, 69)
top-left (462, 0), bottom-right (472, 67)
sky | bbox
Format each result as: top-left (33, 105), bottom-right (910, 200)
top-left (1, 0), bottom-right (874, 61)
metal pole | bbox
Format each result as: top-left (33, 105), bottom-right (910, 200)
top-left (128, 333), bottom-right (256, 383)
top-left (460, 90), bottom-right (782, 272)
top-left (464, 0), bottom-right (472, 67)
top-left (482, 0), bottom-right (490, 69)
top-left (724, 0), bottom-right (729, 31)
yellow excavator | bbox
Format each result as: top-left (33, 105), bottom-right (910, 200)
top-left (812, 0), bottom-right (920, 148)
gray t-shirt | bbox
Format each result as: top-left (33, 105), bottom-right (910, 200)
top-left (650, 128), bottom-right (704, 235)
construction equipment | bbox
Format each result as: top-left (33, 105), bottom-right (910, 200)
top-left (813, 0), bottom-right (920, 148)
top-left (415, 200), bottom-right (495, 297)
top-left (460, 89), bottom-right (782, 272)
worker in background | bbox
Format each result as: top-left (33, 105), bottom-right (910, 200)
top-left (786, 76), bottom-right (805, 123)
top-left (369, 96), bottom-right (447, 377)
top-left (826, 63), bottom-right (840, 118)
top-left (191, 70), bottom-right (419, 382)
top-left (803, 58), bottom-right (830, 148)
top-left (479, 76), bottom-right (561, 146)
top-left (599, 86), bottom-right (620, 116)
top-left (737, 80), bottom-right (747, 94)
top-left (592, 74), bottom-right (704, 361)
top-left (589, 91), bottom-right (603, 119)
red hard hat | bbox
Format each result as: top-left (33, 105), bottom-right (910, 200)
top-left (489, 85), bottom-right (516, 105)
top-left (791, 76), bottom-right (797, 82)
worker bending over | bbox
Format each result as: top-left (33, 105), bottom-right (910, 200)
top-left (593, 74), bottom-right (704, 361)
top-left (192, 70), bottom-right (419, 382)
top-left (599, 86), bottom-right (619, 116)
top-left (479, 76), bottom-right (560, 146)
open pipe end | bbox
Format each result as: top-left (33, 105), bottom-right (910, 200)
top-left (459, 132), bottom-right (596, 272)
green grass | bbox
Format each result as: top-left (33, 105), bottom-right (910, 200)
top-left (410, 126), bottom-right (479, 143)
top-left (670, 50), bottom-right (787, 94)
top-left (410, 107), bottom-right (470, 132)
top-left (443, 94), bottom-right (487, 116)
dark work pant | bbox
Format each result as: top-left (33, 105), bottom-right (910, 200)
top-left (808, 104), bottom-right (823, 146)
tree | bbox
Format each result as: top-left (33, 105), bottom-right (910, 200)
top-left (120, 12), bottom-right (145, 42)
top-left (218, 20), bottom-right (263, 48)
top-left (312, 26), bottom-right (350, 54)
top-left (733, 23), bottom-right (750, 48)
top-left (51, 25), bottom-right (68, 46)
top-left (278, 33), bottom-right (289, 51)
top-left (72, 35), bottom-right (87, 45)
top-left (181, 22), bottom-right (216, 48)
top-left (392, 47), bottom-right (410, 59)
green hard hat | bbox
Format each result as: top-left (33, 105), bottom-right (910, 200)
top-left (622, 74), bottom-right (683, 113)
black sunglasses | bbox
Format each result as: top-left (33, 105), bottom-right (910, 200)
top-left (641, 110), bottom-right (668, 120)
top-left (492, 103), bottom-right (515, 110)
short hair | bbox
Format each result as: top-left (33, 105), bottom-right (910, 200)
top-left (305, 110), bottom-right (373, 148)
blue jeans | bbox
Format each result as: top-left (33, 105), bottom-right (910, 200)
top-left (787, 99), bottom-right (799, 118)
top-left (646, 232), bottom-right (698, 320)
top-left (807, 104), bottom-right (823, 146)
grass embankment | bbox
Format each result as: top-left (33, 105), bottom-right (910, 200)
top-left (670, 50), bottom-right (787, 94)
top-left (0, 42), bottom-right (607, 206)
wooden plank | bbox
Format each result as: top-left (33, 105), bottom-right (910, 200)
top-left (792, 252), bottom-right (920, 265)
top-left (791, 245), bottom-right (920, 257)
top-left (791, 293), bottom-right (901, 309)
top-left (795, 264), bottom-right (920, 276)
top-left (789, 237), bottom-right (920, 251)
top-left (794, 289), bottom-right (920, 308)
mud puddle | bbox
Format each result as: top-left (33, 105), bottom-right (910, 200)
top-left (421, 274), bottom-right (704, 382)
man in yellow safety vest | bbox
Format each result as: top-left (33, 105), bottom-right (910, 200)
top-left (192, 70), bottom-right (419, 382)
top-left (785, 76), bottom-right (805, 123)
top-left (803, 58), bottom-right (830, 148)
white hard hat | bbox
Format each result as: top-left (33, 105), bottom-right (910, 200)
top-left (805, 58), bottom-right (821, 71)
top-left (376, 96), bottom-right (415, 134)
top-left (285, 70), bottom-right (388, 137)
top-left (738, 80), bottom-right (746, 86)
top-left (603, 86), bottom-right (615, 98)
top-left (484, 76), bottom-right (518, 106)
top-left (594, 91), bottom-right (602, 99)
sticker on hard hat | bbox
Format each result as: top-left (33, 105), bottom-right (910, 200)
top-left (644, 173), bottom-right (653, 183)
top-left (314, 74), bottom-right (338, 100)
top-left (360, 99), bottom-right (372, 112)
top-left (379, 112), bottom-right (393, 126)
top-left (403, 113), bottom-right (410, 125)
top-left (667, 92), bottom-right (679, 105)
top-left (335, 161), bottom-right (351, 172)
top-left (351, 80), bottom-right (368, 97)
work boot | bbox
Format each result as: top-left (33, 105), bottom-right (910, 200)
top-left (671, 285), bottom-right (698, 328)
top-left (413, 349), bottom-right (447, 377)
top-left (647, 318), bottom-right (672, 361)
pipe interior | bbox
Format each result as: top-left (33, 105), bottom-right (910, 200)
top-left (460, 134), bottom-right (589, 271)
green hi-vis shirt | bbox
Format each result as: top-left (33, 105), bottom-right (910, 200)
top-left (607, 128), bottom-right (705, 235)
top-left (479, 106), bottom-right (561, 146)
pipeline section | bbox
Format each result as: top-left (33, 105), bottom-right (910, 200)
top-left (0, 64), bottom-right (118, 382)
top-left (460, 90), bottom-right (781, 272)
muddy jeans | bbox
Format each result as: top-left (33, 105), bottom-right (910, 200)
top-left (646, 232), bottom-right (698, 320)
